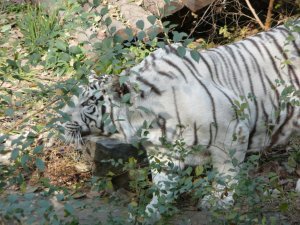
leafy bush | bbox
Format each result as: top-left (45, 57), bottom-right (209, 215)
top-left (0, 1), bottom-right (299, 224)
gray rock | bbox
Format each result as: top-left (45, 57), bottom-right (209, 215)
top-left (143, 0), bottom-right (184, 17)
top-left (182, 0), bottom-right (216, 12)
top-left (82, 135), bottom-right (148, 189)
top-left (119, 3), bottom-right (153, 31)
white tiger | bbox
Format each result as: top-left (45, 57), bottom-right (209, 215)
top-left (63, 20), bottom-right (300, 222)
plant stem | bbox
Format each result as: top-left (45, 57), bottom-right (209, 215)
top-left (244, 0), bottom-right (266, 30)
top-left (265, 0), bottom-right (275, 30)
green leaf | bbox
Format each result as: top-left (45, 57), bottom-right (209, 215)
top-left (279, 203), bottom-right (288, 212)
top-left (137, 31), bottom-right (146, 40)
top-left (93, 0), bottom-right (100, 6)
top-left (64, 203), bottom-right (75, 216)
top-left (137, 106), bottom-right (151, 114)
top-left (136, 20), bottom-right (144, 30)
top-left (157, 42), bottom-right (165, 48)
top-left (124, 27), bottom-right (133, 41)
top-left (69, 46), bottom-right (82, 55)
top-left (104, 17), bottom-right (112, 27)
top-left (21, 154), bottom-right (29, 166)
top-left (190, 50), bottom-right (200, 62)
top-left (195, 165), bottom-right (204, 176)
top-left (11, 148), bottom-right (19, 160)
top-left (1, 95), bottom-right (11, 104)
top-left (6, 59), bottom-right (18, 69)
top-left (22, 65), bottom-right (30, 73)
top-left (35, 158), bottom-right (45, 171)
top-left (33, 145), bottom-right (44, 154)
top-left (176, 46), bottom-right (186, 58)
top-left (110, 26), bottom-right (116, 33)
top-left (1, 24), bottom-right (11, 32)
top-left (121, 93), bottom-right (131, 103)
top-left (100, 7), bottom-right (109, 16)
top-left (4, 108), bottom-right (14, 116)
top-left (119, 76), bottom-right (129, 85)
top-left (172, 31), bottom-right (187, 42)
top-left (147, 15), bottom-right (156, 25)
top-left (55, 40), bottom-right (67, 52)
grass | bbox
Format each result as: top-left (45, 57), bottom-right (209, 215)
top-left (18, 5), bottom-right (61, 53)
top-left (0, 1), bottom-right (299, 224)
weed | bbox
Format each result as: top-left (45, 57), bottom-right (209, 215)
top-left (18, 5), bottom-right (60, 53)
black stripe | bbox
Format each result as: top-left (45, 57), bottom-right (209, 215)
top-left (157, 70), bottom-right (176, 79)
top-left (198, 53), bottom-right (216, 83)
top-left (208, 123), bottom-right (213, 148)
top-left (256, 36), bottom-right (284, 81)
top-left (236, 48), bottom-right (259, 149)
top-left (264, 74), bottom-right (280, 123)
top-left (163, 59), bottom-right (188, 82)
top-left (193, 122), bottom-right (198, 145)
top-left (205, 51), bottom-right (223, 85)
top-left (184, 64), bottom-right (218, 142)
top-left (214, 85), bottom-right (238, 120)
top-left (172, 87), bottom-right (182, 126)
top-left (183, 55), bottom-right (201, 77)
top-left (100, 104), bottom-right (106, 132)
top-left (136, 76), bottom-right (162, 95)
top-left (223, 45), bottom-right (244, 94)
top-left (158, 115), bottom-right (167, 137)
top-left (84, 106), bottom-right (97, 125)
top-left (270, 103), bottom-right (294, 147)
top-left (81, 111), bottom-right (87, 124)
top-left (209, 49), bottom-right (235, 91)
top-left (264, 32), bottom-right (299, 87)
top-left (277, 27), bottom-right (300, 55)
top-left (138, 59), bottom-right (151, 73)
top-left (239, 41), bottom-right (267, 94)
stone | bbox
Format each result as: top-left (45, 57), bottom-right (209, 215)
top-left (143, 0), bottom-right (184, 17)
top-left (182, 0), bottom-right (216, 12)
top-left (82, 135), bottom-right (148, 189)
top-left (119, 3), bottom-right (153, 31)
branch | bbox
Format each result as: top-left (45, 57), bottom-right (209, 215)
top-left (265, 0), bottom-right (275, 30)
top-left (4, 78), bottom-right (82, 134)
top-left (244, 0), bottom-right (266, 30)
top-left (5, 97), bottom-right (60, 134)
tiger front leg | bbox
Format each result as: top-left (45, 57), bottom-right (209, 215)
top-left (144, 147), bottom-right (185, 224)
top-left (200, 125), bottom-right (249, 209)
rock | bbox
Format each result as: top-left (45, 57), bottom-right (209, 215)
top-left (108, 18), bottom-right (128, 39)
top-left (119, 3), bottom-right (153, 31)
top-left (82, 135), bottom-right (148, 189)
top-left (143, 0), bottom-right (184, 17)
top-left (182, 0), bottom-right (216, 12)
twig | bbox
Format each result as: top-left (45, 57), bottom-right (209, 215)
top-left (187, 2), bottom-right (214, 39)
top-left (244, 0), bottom-right (266, 30)
top-left (5, 78), bottom-right (82, 134)
top-left (5, 97), bottom-right (61, 134)
top-left (265, 0), bottom-right (275, 30)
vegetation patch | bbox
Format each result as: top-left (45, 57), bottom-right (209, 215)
top-left (0, 0), bottom-right (299, 224)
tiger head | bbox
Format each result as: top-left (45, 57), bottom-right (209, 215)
top-left (62, 74), bottom-right (115, 147)
top-left (62, 73), bottom-right (132, 147)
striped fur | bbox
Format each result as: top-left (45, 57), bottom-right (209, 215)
top-left (63, 20), bottom-right (300, 221)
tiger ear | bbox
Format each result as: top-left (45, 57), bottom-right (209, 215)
top-left (112, 75), bottom-right (130, 98)
top-left (88, 71), bottom-right (98, 83)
